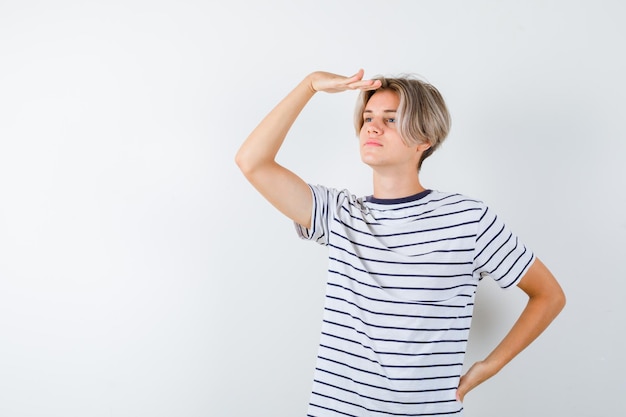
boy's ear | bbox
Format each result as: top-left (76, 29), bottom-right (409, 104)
top-left (416, 142), bottom-right (432, 152)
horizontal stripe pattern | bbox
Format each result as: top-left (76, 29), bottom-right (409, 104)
top-left (296, 186), bottom-right (535, 416)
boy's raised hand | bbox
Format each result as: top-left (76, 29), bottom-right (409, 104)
top-left (308, 69), bottom-right (382, 94)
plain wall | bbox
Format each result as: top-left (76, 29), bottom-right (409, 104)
top-left (0, 0), bottom-right (624, 416)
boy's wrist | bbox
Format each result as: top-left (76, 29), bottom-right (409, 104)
top-left (304, 72), bottom-right (321, 94)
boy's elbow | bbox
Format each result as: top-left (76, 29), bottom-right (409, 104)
top-left (545, 284), bottom-right (566, 319)
top-left (234, 150), bottom-right (245, 171)
top-left (235, 148), bottom-right (254, 176)
top-left (554, 286), bottom-right (566, 313)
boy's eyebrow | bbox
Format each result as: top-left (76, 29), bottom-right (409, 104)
top-left (363, 109), bottom-right (397, 113)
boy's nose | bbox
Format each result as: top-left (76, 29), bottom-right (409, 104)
top-left (367, 123), bottom-right (381, 134)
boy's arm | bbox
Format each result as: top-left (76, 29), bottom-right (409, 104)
top-left (456, 258), bottom-right (566, 401)
top-left (235, 70), bottom-right (380, 228)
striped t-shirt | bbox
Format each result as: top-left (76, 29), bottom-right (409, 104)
top-left (295, 185), bottom-right (535, 417)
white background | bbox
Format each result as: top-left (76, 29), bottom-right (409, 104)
top-left (1, 1), bottom-right (624, 416)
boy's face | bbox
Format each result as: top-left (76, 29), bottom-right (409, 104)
top-left (359, 89), bottom-right (426, 171)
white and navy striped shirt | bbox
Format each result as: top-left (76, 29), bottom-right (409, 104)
top-left (295, 185), bottom-right (535, 417)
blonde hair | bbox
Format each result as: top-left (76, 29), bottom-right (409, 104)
top-left (354, 75), bottom-right (451, 169)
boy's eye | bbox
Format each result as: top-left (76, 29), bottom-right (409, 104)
top-left (363, 116), bottom-right (396, 123)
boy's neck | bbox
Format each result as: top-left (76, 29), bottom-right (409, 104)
top-left (371, 170), bottom-right (426, 200)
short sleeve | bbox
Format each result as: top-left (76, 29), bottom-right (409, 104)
top-left (473, 205), bottom-right (536, 289)
top-left (294, 185), bottom-right (340, 246)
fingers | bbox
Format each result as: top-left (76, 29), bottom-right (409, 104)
top-left (342, 73), bottom-right (380, 92)
top-left (346, 68), bottom-right (365, 83)
top-left (455, 363), bottom-right (479, 403)
top-left (455, 360), bottom-right (497, 403)
top-left (349, 78), bottom-right (382, 91)
top-left (309, 69), bottom-right (381, 94)
top-left (455, 375), bottom-right (467, 402)
top-left (344, 69), bottom-right (379, 90)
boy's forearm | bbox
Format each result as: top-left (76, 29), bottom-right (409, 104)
top-left (235, 76), bottom-right (316, 173)
top-left (457, 259), bottom-right (565, 401)
top-left (483, 290), bottom-right (565, 373)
